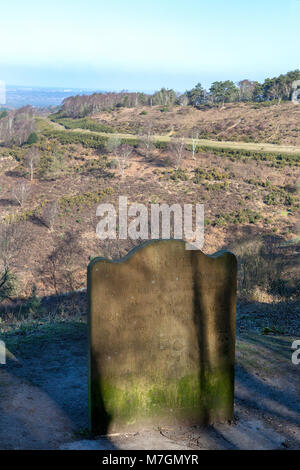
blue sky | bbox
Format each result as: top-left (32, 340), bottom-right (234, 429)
top-left (0, 0), bottom-right (300, 91)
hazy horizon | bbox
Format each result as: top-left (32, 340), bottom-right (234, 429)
top-left (4, 63), bottom-right (300, 95)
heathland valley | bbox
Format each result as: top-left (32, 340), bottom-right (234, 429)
top-left (0, 69), bottom-right (300, 449)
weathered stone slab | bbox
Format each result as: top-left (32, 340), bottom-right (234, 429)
top-left (88, 240), bottom-right (237, 434)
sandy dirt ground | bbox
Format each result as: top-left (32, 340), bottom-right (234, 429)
top-left (0, 322), bottom-right (299, 450)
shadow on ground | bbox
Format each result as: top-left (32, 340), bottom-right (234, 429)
top-left (0, 321), bottom-right (299, 449)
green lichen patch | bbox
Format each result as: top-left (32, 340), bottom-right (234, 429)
top-left (90, 369), bottom-right (233, 428)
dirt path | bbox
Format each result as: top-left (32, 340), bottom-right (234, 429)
top-left (0, 322), bottom-right (299, 450)
top-left (45, 118), bottom-right (300, 156)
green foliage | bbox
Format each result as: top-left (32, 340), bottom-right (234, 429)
top-left (0, 269), bottom-right (18, 301)
top-left (4, 207), bottom-right (36, 224)
top-left (263, 188), bottom-right (298, 208)
top-left (26, 132), bottom-right (38, 145)
top-left (106, 159), bottom-right (119, 169)
top-left (0, 110), bottom-right (8, 119)
top-left (262, 70), bottom-right (300, 101)
top-left (197, 145), bottom-right (300, 167)
top-left (261, 326), bottom-right (284, 336)
top-left (193, 167), bottom-right (228, 183)
top-left (204, 181), bottom-right (229, 191)
top-left (105, 134), bottom-right (121, 153)
top-left (154, 141), bottom-right (168, 150)
top-left (186, 82), bottom-right (205, 106)
top-left (252, 82), bottom-right (265, 102)
top-left (50, 116), bottom-right (114, 133)
top-left (210, 80), bottom-right (239, 104)
top-left (21, 285), bottom-right (46, 317)
top-left (245, 178), bottom-right (271, 188)
top-left (215, 209), bottom-right (261, 226)
top-left (37, 151), bottom-right (63, 178)
top-left (185, 69), bottom-right (300, 106)
top-left (43, 129), bottom-right (107, 149)
top-left (120, 137), bottom-right (138, 147)
top-left (0, 187), bottom-right (114, 223)
top-left (168, 169), bottom-right (189, 181)
top-left (59, 187), bottom-right (114, 212)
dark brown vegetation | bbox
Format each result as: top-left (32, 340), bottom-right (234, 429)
top-left (0, 101), bottom-right (299, 335)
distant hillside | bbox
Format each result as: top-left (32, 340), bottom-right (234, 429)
top-left (55, 101), bottom-right (300, 146)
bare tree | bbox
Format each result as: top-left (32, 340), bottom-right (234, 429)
top-left (44, 232), bottom-right (85, 311)
top-left (24, 147), bottom-right (40, 181)
top-left (190, 131), bottom-right (199, 160)
top-left (12, 181), bottom-right (31, 207)
top-left (105, 135), bottom-right (122, 169)
top-left (0, 223), bottom-right (26, 301)
top-left (139, 122), bottom-right (153, 159)
top-left (105, 134), bottom-right (122, 154)
top-left (171, 137), bottom-right (186, 169)
top-left (0, 106), bottom-right (35, 147)
top-left (43, 201), bottom-right (58, 231)
top-left (0, 224), bottom-right (18, 271)
top-left (178, 94), bottom-right (189, 106)
top-left (118, 143), bottom-right (133, 178)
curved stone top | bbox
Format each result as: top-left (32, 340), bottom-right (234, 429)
top-left (88, 238), bottom-right (237, 270)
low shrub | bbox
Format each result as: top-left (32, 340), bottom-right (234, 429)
top-left (196, 145), bottom-right (300, 167)
top-left (193, 167), bottom-right (228, 184)
top-left (26, 132), bottom-right (38, 145)
top-left (50, 116), bottom-right (114, 133)
top-left (168, 169), bottom-right (189, 181)
top-left (43, 130), bottom-right (107, 149)
top-left (59, 187), bottom-right (114, 212)
top-left (154, 141), bottom-right (168, 150)
top-left (214, 209), bottom-right (261, 226)
top-left (20, 285), bottom-right (46, 317)
top-left (0, 110), bottom-right (8, 119)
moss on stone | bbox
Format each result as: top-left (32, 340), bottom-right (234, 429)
top-left (91, 368), bottom-right (233, 427)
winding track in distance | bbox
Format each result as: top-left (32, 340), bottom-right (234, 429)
top-left (44, 118), bottom-right (300, 156)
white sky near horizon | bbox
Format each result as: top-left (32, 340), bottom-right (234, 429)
top-left (0, 0), bottom-right (300, 91)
